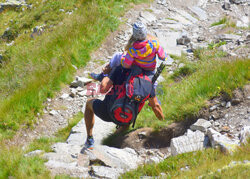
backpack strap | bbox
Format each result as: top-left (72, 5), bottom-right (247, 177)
top-left (122, 95), bottom-right (127, 113)
top-left (152, 62), bottom-right (166, 84)
top-left (132, 102), bottom-right (139, 128)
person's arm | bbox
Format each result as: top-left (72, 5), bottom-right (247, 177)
top-left (121, 51), bottom-right (134, 69)
top-left (100, 77), bottom-right (113, 93)
top-left (157, 45), bottom-right (168, 61)
top-left (148, 96), bottom-right (164, 120)
top-left (153, 39), bottom-right (168, 61)
top-left (102, 64), bottom-right (112, 74)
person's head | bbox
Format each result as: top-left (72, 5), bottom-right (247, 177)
top-left (132, 21), bottom-right (147, 41)
top-left (125, 21), bottom-right (147, 51)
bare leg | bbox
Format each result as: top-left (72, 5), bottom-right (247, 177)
top-left (84, 99), bottom-right (95, 137)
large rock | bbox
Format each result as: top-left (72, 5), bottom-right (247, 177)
top-left (43, 152), bottom-right (77, 163)
top-left (83, 145), bottom-right (143, 170)
top-left (90, 166), bottom-right (124, 179)
top-left (197, 0), bottom-right (208, 8)
top-left (207, 128), bottom-right (240, 154)
top-left (190, 119), bottom-right (212, 132)
top-left (189, 6), bottom-right (207, 20)
top-left (70, 76), bottom-right (92, 88)
top-left (24, 150), bottom-right (43, 157)
top-left (217, 34), bottom-right (241, 42)
top-left (51, 142), bottom-right (82, 156)
top-left (155, 31), bottom-right (182, 56)
top-left (229, 0), bottom-right (248, 4)
top-left (239, 126), bottom-right (250, 144)
top-left (223, 0), bottom-right (231, 10)
top-left (170, 13), bottom-right (193, 25)
top-left (170, 130), bottom-right (205, 156)
top-left (177, 10), bottom-right (198, 24)
top-left (0, 0), bottom-right (27, 11)
top-left (66, 132), bottom-right (85, 145)
top-left (165, 56), bottom-right (174, 66)
top-left (177, 35), bottom-right (191, 45)
top-left (45, 160), bottom-right (89, 178)
top-left (139, 11), bottom-right (157, 24)
top-left (236, 16), bottom-right (249, 28)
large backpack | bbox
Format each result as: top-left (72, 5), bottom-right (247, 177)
top-left (109, 66), bottom-right (153, 127)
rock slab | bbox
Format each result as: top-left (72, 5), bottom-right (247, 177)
top-left (190, 118), bottom-right (212, 132)
top-left (170, 130), bottom-right (205, 156)
top-left (207, 128), bottom-right (240, 154)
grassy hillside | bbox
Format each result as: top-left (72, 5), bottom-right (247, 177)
top-left (0, 0), bottom-right (148, 140)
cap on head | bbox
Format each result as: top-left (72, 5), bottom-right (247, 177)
top-left (132, 21), bottom-right (147, 41)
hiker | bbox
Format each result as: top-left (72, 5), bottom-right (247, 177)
top-left (90, 21), bottom-right (168, 82)
top-left (84, 65), bottom-right (164, 149)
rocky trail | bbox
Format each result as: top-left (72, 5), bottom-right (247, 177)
top-left (6, 0), bottom-right (250, 178)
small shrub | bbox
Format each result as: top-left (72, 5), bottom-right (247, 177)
top-left (211, 17), bottom-right (236, 28)
top-left (208, 41), bottom-right (227, 50)
top-left (211, 17), bottom-right (227, 27)
top-left (171, 65), bottom-right (197, 81)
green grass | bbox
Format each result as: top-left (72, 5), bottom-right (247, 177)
top-left (121, 141), bottom-right (250, 178)
top-left (170, 64), bottom-right (197, 81)
top-left (166, 17), bottom-right (178, 22)
top-left (211, 17), bottom-right (227, 27)
top-left (135, 49), bottom-right (249, 129)
top-left (208, 41), bottom-right (227, 50)
top-left (0, 0), bottom-right (149, 140)
top-left (27, 112), bottom-right (83, 153)
top-left (0, 112), bottom-right (83, 178)
top-left (210, 17), bottom-right (236, 28)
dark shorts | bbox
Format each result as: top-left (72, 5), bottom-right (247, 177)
top-left (93, 99), bottom-right (113, 122)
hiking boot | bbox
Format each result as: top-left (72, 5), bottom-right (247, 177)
top-left (84, 136), bottom-right (94, 150)
top-left (90, 72), bottom-right (105, 82)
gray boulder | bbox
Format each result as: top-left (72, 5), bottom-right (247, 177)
top-left (83, 145), bottom-right (143, 170)
top-left (155, 31), bottom-right (182, 56)
top-left (70, 76), bottom-right (92, 88)
top-left (189, 6), bottom-right (208, 20)
top-left (66, 132), bottom-right (85, 146)
top-left (229, 0), bottom-right (248, 4)
top-left (90, 166), bottom-right (124, 179)
top-left (43, 152), bottom-right (77, 163)
top-left (45, 160), bottom-right (89, 178)
top-left (223, 0), bottom-right (231, 10)
top-left (170, 130), bottom-right (205, 156)
top-left (139, 11), bottom-right (157, 24)
top-left (177, 35), bottom-right (191, 45)
top-left (239, 126), bottom-right (250, 144)
top-left (51, 142), bottom-right (82, 156)
top-left (207, 128), bottom-right (240, 154)
top-left (217, 34), bottom-right (241, 42)
top-left (236, 16), bottom-right (249, 28)
top-left (0, 0), bottom-right (27, 11)
top-left (190, 119), bottom-right (212, 132)
top-left (24, 150), bottom-right (43, 157)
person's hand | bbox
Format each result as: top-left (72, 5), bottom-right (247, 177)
top-left (102, 64), bottom-right (112, 74)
